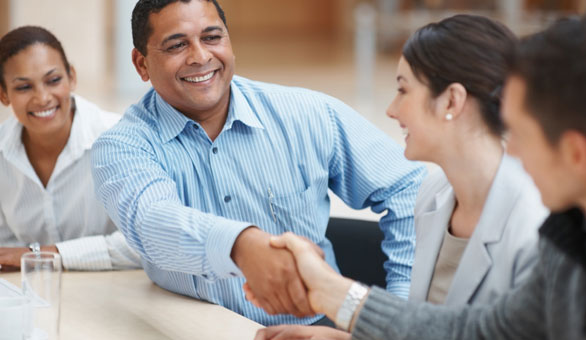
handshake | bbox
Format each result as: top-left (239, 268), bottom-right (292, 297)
top-left (232, 228), bottom-right (356, 319)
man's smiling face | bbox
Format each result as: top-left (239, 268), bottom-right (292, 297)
top-left (133, 0), bottom-right (235, 119)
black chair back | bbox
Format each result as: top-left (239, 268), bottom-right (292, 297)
top-left (325, 217), bottom-right (387, 288)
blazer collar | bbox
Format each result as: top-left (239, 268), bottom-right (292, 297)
top-left (409, 174), bottom-right (456, 302)
top-left (410, 154), bottom-right (524, 305)
top-left (446, 154), bottom-right (522, 304)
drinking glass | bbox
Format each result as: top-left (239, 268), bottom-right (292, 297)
top-left (21, 252), bottom-right (62, 340)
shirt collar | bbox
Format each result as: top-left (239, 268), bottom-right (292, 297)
top-left (225, 79), bottom-right (264, 130)
top-left (155, 92), bottom-right (193, 144)
top-left (67, 95), bottom-right (98, 156)
top-left (0, 116), bottom-right (23, 156)
top-left (0, 94), bottom-right (99, 183)
top-left (155, 78), bottom-right (264, 144)
top-left (0, 94), bottom-right (95, 155)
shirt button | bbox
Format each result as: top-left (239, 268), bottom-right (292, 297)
top-left (230, 272), bottom-right (237, 277)
top-left (202, 274), bottom-right (208, 279)
top-left (193, 125), bottom-right (199, 129)
top-left (212, 147), bottom-right (218, 154)
top-left (224, 195), bottom-right (231, 203)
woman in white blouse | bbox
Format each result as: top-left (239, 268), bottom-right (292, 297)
top-left (0, 26), bottom-right (141, 271)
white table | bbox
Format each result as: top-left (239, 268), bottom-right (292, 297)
top-left (2, 270), bottom-right (263, 340)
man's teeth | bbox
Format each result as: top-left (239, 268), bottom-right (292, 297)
top-left (184, 72), bottom-right (214, 83)
top-left (402, 127), bottom-right (409, 137)
top-left (32, 108), bottom-right (57, 118)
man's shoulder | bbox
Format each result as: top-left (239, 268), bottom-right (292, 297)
top-left (232, 75), bottom-right (342, 109)
top-left (108, 90), bottom-right (158, 134)
top-left (95, 90), bottom-right (161, 148)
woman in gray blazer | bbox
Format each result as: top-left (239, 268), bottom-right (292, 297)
top-left (253, 14), bottom-right (548, 339)
top-left (409, 154), bottom-right (547, 305)
top-left (390, 15), bottom-right (548, 306)
top-left (253, 16), bottom-right (586, 340)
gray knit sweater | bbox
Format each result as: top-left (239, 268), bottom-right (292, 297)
top-left (352, 208), bottom-right (586, 340)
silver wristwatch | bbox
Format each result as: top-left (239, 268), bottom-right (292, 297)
top-left (28, 242), bottom-right (41, 254)
top-left (336, 282), bottom-right (369, 331)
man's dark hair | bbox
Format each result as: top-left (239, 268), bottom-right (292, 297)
top-left (508, 16), bottom-right (586, 145)
top-left (403, 14), bottom-right (517, 137)
top-left (132, 0), bottom-right (227, 56)
top-left (0, 26), bottom-right (71, 91)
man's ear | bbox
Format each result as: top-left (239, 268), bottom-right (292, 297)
top-left (559, 130), bottom-right (586, 176)
top-left (132, 48), bottom-right (150, 82)
top-left (0, 88), bottom-right (9, 106)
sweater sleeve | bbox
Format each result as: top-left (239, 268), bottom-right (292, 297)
top-left (351, 262), bottom-right (547, 340)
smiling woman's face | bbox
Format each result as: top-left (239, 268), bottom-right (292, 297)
top-left (0, 43), bottom-right (76, 138)
top-left (386, 56), bottom-right (444, 162)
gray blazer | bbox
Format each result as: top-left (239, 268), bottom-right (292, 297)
top-left (409, 154), bottom-right (548, 305)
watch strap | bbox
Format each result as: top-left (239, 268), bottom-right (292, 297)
top-left (335, 282), bottom-right (369, 331)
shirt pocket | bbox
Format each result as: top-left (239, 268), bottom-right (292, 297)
top-left (268, 184), bottom-right (322, 243)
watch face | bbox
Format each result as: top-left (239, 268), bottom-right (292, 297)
top-left (28, 242), bottom-right (41, 253)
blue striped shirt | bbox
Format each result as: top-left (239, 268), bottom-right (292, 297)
top-left (91, 76), bottom-right (425, 325)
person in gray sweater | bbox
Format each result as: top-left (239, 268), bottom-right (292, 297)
top-left (253, 16), bottom-right (586, 340)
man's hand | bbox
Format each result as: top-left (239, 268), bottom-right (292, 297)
top-left (254, 325), bottom-right (351, 340)
top-left (0, 245), bottom-right (59, 272)
top-left (267, 232), bottom-right (355, 319)
top-left (231, 227), bottom-right (313, 317)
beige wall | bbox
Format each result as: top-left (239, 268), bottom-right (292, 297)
top-left (221, 0), bottom-right (339, 39)
top-left (9, 0), bottom-right (109, 98)
top-left (0, 0), bottom-right (9, 37)
top-left (0, 0), bottom-right (11, 122)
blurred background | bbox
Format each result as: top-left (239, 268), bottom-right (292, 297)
top-left (1, 0), bottom-right (585, 219)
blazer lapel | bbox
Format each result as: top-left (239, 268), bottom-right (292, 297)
top-left (410, 185), bottom-right (456, 302)
top-left (446, 155), bottom-right (520, 305)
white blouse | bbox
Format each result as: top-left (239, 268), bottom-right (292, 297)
top-left (0, 95), bottom-right (141, 270)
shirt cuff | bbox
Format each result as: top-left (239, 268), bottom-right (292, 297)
top-left (56, 235), bottom-right (112, 271)
top-left (386, 280), bottom-right (411, 300)
top-left (205, 219), bottom-right (252, 279)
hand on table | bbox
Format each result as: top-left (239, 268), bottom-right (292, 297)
top-left (254, 325), bottom-right (351, 340)
top-left (0, 245), bottom-right (59, 272)
top-left (232, 227), bottom-right (314, 317)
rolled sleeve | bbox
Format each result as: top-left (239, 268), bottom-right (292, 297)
top-left (56, 235), bottom-right (112, 271)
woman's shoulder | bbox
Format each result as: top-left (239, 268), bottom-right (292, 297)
top-left (0, 116), bottom-right (22, 155)
top-left (0, 115), bottom-right (19, 137)
top-left (500, 154), bottom-right (548, 220)
top-left (73, 94), bottom-right (121, 132)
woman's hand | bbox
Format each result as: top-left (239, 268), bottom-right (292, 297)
top-left (0, 245), bottom-right (59, 271)
top-left (245, 232), bottom-right (355, 319)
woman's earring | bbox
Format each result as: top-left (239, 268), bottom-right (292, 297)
top-left (445, 113), bottom-right (453, 121)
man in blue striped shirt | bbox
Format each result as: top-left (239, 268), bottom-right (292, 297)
top-left (91, 0), bottom-right (425, 326)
